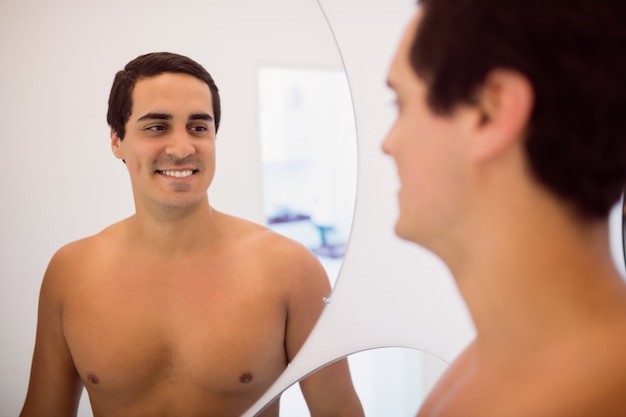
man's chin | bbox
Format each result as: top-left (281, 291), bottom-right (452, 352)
top-left (394, 217), bottom-right (427, 247)
top-left (394, 219), bottom-right (413, 242)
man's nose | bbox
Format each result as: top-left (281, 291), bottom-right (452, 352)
top-left (165, 129), bottom-right (195, 159)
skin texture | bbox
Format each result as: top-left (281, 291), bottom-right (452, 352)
top-left (20, 73), bottom-right (364, 417)
top-left (384, 11), bottom-right (626, 417)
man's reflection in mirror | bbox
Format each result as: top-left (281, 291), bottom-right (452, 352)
top-left (384, 1), bottom-right (626, 416)
top-left (20, 52), bottom-right (363, 417)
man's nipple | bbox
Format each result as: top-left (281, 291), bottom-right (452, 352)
top-left (87, 373), bottom-right (100, 385)
top-left (240, 372), bottom-right (254, 384)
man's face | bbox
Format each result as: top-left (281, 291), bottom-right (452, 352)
top-left (382, 11), bottom-right (474, 253)
top-left (111, 72), bottom-right (216, 212)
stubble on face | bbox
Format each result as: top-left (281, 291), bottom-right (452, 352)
top-left (120, 73), bottom-right (217, 215)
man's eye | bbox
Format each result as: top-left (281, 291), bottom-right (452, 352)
top-left (189, 125), bottom-right (208, 132)
top-left (147, 125), bottom-right (165, 132)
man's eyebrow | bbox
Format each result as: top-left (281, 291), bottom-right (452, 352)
top-left (189, 113), bottom-right (213, 122)
top-left (136, 113), bottom-right (213, 122)
top-left (137, 112), bottom-right (172, 122)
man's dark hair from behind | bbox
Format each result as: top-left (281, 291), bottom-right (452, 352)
top-left (410, 0), bottom-right (626, 219)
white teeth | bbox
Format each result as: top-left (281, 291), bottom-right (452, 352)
top-left (161, 170), bottom-right (193, 178)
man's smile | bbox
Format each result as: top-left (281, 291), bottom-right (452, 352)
top-left (157, 169), bottom-right (196, 178)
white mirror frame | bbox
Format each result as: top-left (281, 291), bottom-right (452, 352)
top-left (243, 1), bottom-right (475, 414)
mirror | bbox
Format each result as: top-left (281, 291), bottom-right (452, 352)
top-left (259, 66), bottom-right (357, 286)
top-left (0, 0), bottom-right (355, 415)
top-left (266, 347), bottom-right (447, 416)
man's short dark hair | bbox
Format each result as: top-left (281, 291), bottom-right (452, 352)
top-left (411, 0), bottom-right (626, 219)
top-left (107, 52), bottom-right (221, 140)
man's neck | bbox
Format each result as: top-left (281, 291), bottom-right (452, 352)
top-left (127, 198), bottom-right (221, 256)
top-left (452, 208), bottom-right (626, 362)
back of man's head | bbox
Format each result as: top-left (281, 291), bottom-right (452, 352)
top-left (410, 0), bottom-right (626, 219)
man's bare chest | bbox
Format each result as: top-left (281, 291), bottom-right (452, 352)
top-left (61, 263), bottom-right (288, 396)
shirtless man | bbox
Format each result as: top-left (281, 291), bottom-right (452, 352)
top-left (384, 1), bottom-right (626, 416)
top-left (20, 52), bottom-right (364, 417)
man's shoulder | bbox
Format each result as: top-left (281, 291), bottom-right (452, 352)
top-left (219, 212), bottom-right (312, 253)
top-left (421, 332), bottom-right (626, 416)
top-left (54, 222), bottom-right (123, 259)
top-left (217, 213), bottom-right (325, 277)
top-left (46, 220), bottom-right (127, 280)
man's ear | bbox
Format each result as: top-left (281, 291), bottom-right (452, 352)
top-left (110, 129), bottom-right (125, 161)
top-left (470, 69), bottom-right (534, 162)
